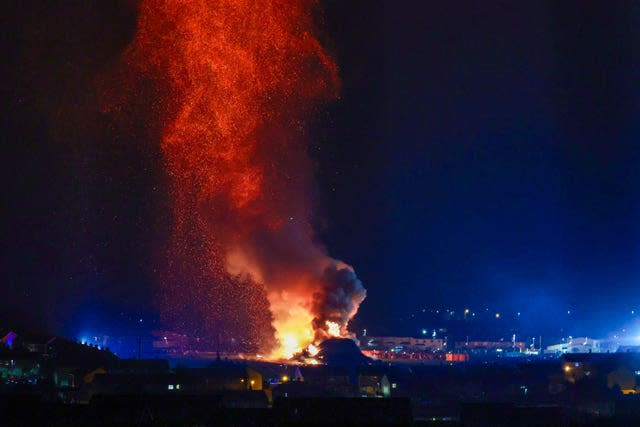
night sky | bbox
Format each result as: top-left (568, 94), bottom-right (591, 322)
top-left (2, 1), bottom-right (640, 339)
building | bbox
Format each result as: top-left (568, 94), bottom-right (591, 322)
top-left (560, 353), bottom-right (640, 390)
top-left (358, 366), bottom-right (391, 397)
top-left (445, 353), bottom-right (469, 362)
top-left (151, 330), bottom-right (191, 354)
top-left (546, 337), bottom-right (601, 354)
top-left (272, 365), bottom-right (352, 398)
top-left (363, 336), bottom-right (444, 352)
top-left (455, 340), bottom-right (526, 353)
top-left (110, 358), bottom-right (170, 374)
top-left (91, 364), bottom-right (264, 397)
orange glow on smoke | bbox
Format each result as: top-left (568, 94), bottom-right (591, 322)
top-left (107, 0), bottom-right (365, 358)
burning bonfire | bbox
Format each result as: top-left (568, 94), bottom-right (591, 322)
top-left (102, 0), bottom-right (366, 360)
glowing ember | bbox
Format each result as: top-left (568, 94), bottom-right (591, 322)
top-left (326, 320), bottom-right (341, 337)
top-left (307, 343), bottom-right (319, 357)
top-left (102, 0), bottom-right (366, 357)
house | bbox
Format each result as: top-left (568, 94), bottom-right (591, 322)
top-left (272, 366), bottom-right (352, 398)
top-left (358, 366), bottom-right (391, 397)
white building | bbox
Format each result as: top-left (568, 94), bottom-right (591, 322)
top-left (546, 337), bottom-right (601, 354)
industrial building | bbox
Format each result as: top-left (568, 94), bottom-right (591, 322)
top-left (363, 336), bottom-right (444, 352)
top-left (546, 337), bottom-right (601, 354)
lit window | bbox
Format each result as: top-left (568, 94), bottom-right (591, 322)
top-left (176, 384), bottom-right (180, 390)
top-left (167, 384), bottom-right (174, 390)
top-left (391, 383), bottom-right (397, 389)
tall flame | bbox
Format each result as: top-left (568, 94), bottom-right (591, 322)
top-left (102, 0), bottom-right (366, 357)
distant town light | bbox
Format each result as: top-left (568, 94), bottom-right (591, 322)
top-left (281, 375), bottom-right (289, 382)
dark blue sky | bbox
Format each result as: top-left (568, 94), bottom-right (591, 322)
top-left (2, 1), bottom-right (639, 339)
top-left (320, 1), bottom-right (640, 335)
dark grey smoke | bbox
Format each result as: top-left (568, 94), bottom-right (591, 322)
top-left (313, 263), bottom-right (367, 336)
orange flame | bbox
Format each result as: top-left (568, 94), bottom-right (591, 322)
top-left (105, 0), bottom-right (364, 357)
top-left (268, 290), bottom-right (315, 359)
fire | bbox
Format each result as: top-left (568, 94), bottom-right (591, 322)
top-left (268, 290), bottom-right (315, 358)
top-left (326, 321), bottom-right (341, 337)
top-left (104, 0), bottom-right (366, 357)
top-left (307, 343), bottom-right (319, 356)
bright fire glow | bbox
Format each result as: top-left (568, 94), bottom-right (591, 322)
top-left (326, 320), bottom-right (341, 337)
top-left (268, 291), bottom-right (315, 359)
top-left (106, 0), bottom-right (366, 358)
top-left (307, 343), bottom-right (319, 356)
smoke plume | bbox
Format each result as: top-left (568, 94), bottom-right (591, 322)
top-left (101, 0), bottom-right (366, 357)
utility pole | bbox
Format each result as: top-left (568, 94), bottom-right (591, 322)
top-left (216, 333), bottom-right (221, 362)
